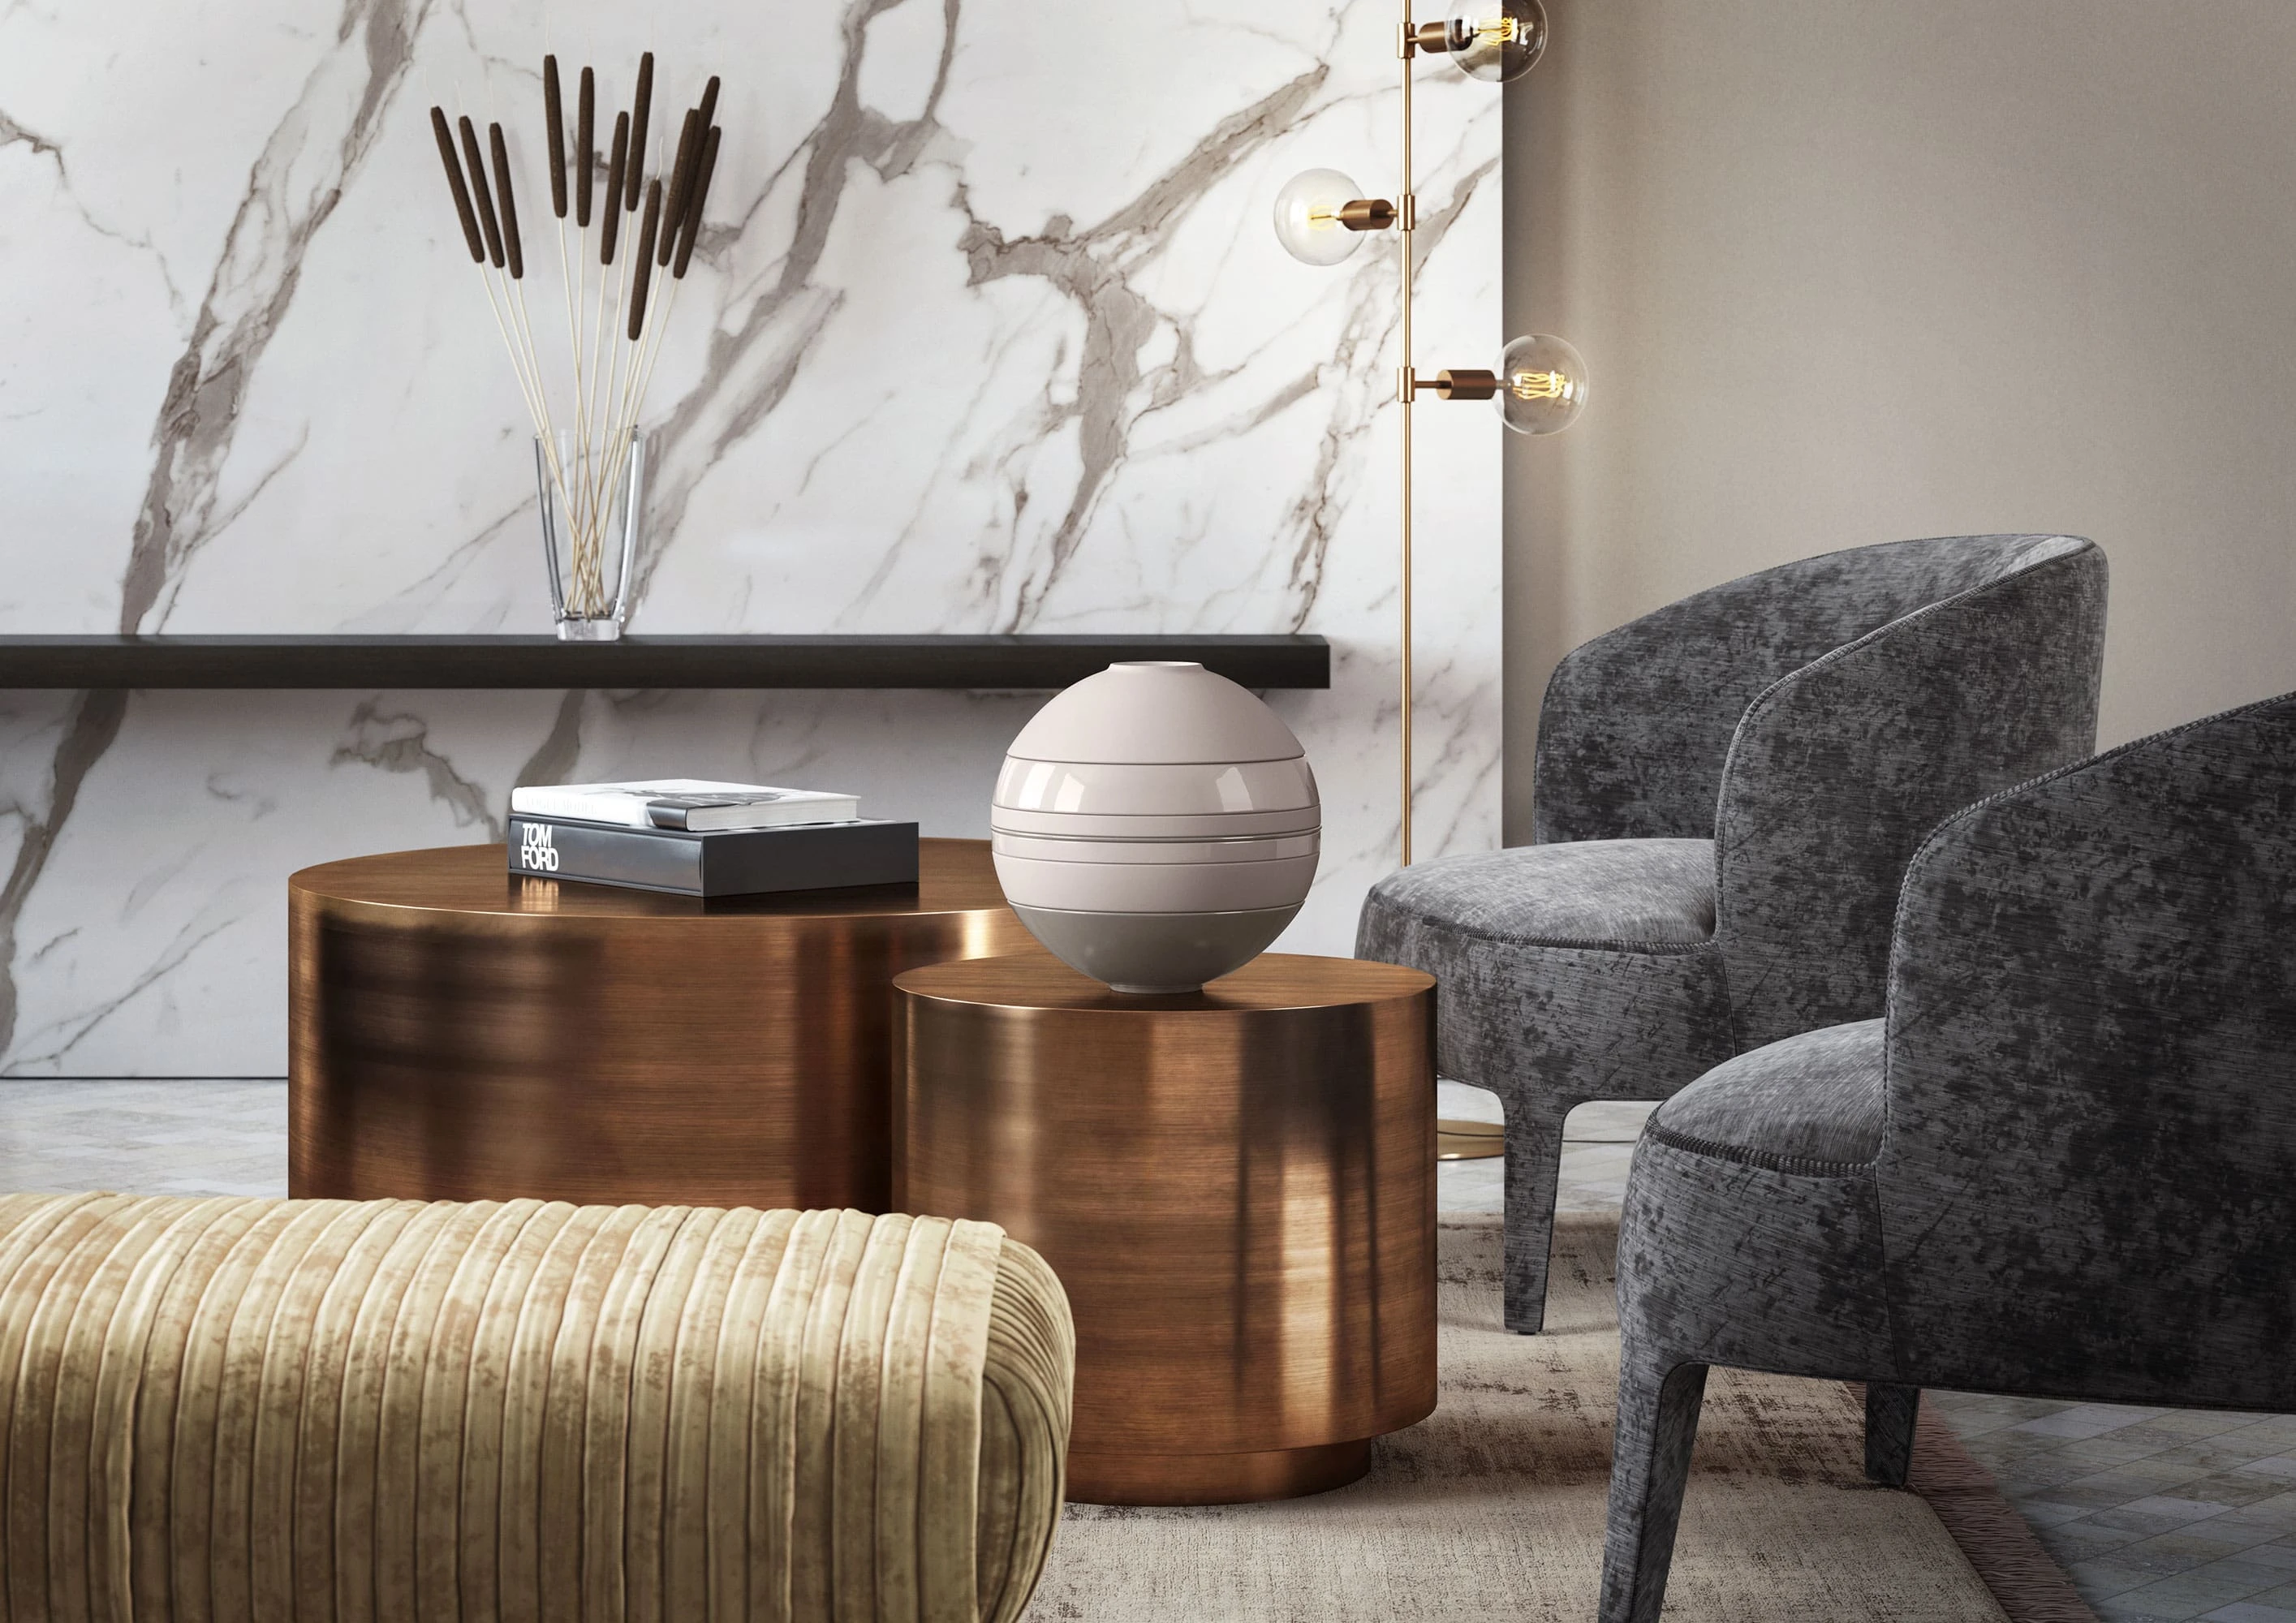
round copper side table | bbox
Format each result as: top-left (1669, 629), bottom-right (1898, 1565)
top-left (894, 953), bottom-right (1437, 1505)
top-left (290, 838), bottom-right (1032, 1211)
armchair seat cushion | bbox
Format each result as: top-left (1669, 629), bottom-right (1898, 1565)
top-left (1368, 837), bottom-right (1717, 949)
top-left (1619, 1027), bottom-right (1898, 1375)
top-left (1649, 1019), bottom-right (1887, 1171)
top-left (1359, 840), bottom-right (1734, 1103)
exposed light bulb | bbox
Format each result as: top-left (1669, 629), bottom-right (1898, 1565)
top-left (1495, 333), bottom-right (1587, 434)
top-left (1445, 0), bottom-right (1549, 83)
top-left (1273, 168), bottom-right (1373, 267)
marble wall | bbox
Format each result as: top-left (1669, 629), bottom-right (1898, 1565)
top-left (0, 0), bottom-right (1501, 1075)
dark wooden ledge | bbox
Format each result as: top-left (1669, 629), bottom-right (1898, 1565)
top-left (0, 634), bottom-right (1330, 691)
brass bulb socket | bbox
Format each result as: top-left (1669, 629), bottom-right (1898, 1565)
top-left (1432, 368), bottom-right (1500, 401)
top-left (1411, 20), bottom-right (1456, 52)
top-left (1338, 198), bottom-right (1398, 232)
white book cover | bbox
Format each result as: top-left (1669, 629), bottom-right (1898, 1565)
top-left (508, 779), bottom-right (861, 833)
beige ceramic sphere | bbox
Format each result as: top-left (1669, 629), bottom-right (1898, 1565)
top-left (991, 662), bottom-right (1320, 993)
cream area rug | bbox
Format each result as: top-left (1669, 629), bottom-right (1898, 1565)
top-left (1026, 1213), bottom-right (2013, 1622)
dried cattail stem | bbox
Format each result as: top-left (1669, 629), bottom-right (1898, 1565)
top-left (543, 57), bottom-right (567, 219)
top-left (489, 123), bottom-right (525, 279)
top-left (601, 112), bottom-right (629, 265)
top-left (458, 115), bottom-right (506, 269)
top-left (658, 108), bottom-right (701, 268)
top-left (627, 53), bottom-right (654, 212)
top-left (432, 54), bottom-right (724, 612)
top-left (430, 107), bottom-right (485, 261)
top-left (575, 66), bottom-right (596, 226)
top-left (672, 125), bottom-right (718, 279)
top-left (628, 179), bottom-right (661, 341)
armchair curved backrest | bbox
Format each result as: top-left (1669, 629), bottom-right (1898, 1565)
top-left (1532, 534), bottom-right (2100, 846)
top-left (1879, 692), bottom-right (2296, 1409)
top-left (1712, 537), bottom-right (2107, 1046)
top-left (1534, 534), bottom-right (2109, 1050)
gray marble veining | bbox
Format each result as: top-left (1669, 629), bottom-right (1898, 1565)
top-left (0, 0), bottom-right (1504, 1074)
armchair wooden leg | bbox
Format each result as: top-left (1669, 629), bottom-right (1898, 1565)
top-left (1499, 1097), bottom-right (1571, 1334)
top-left (1864, 1383), bottom-right (1921, 1487)
top-left (1600, 1350), bottom-right (1710, 1623)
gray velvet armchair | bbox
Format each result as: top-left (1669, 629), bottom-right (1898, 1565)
top-left (1357, 534), bottom-right (2109, 1332)
top-left (1600, 690), bottom-right (2296, 1623)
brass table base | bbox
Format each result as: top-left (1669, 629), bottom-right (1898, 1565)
top-left (896, 953), bottom-right (1438, 1506)
top-left (289, 839), bottom-right (1030, 1210)
top-left (1437, 1116), bottom-right (1506, 1160)
top-left (1070, 1440), bottom-right (1372, 1507)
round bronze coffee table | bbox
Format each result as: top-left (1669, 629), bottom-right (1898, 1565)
top-left (894, 952), bottom-right (1437, 1505)
top-left (290, 839), bottom-right (1032, 1211)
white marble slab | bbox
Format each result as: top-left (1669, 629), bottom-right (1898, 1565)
top-left (0, 0), bottom-right (1502, 1074)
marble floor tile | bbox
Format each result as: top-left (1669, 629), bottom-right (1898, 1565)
top-left (2108, 1562), bottom-right (2296, 1621)
top-left (0, 1078), bottom-right (288, 1197)
top-left (1436, 1082), bottom-right (1651, 1219)
top-left (2199, 1603), bottom-right (2296, 1623)
top-left (1932, 1391), bottom-right (2296, 1613)
top-left (2020, 1406), bottom-right (2179, 1440)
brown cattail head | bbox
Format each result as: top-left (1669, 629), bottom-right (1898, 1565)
top-left (627, 52), bottom-right (654, 211)
top-left (696, 75), bottom-right (721, 131)
top-left (575, 65), bottom-right (596, 226)
top-left (601, 111), bottom-right (629, 265)
top-left (657, 107), bottom-right (701, 267)
top-left (458, 114), bottom-right (506, 269)
top-left (628, 178), bottom-right (662, 341)
top-left (489, 122), bottom-right (524, 279)
top-left (672, 124), bottom-right (719, 279)
top-left (543, 57), bottom-right (568, 220)
top-left (429, 106), bottom-right (485, 261)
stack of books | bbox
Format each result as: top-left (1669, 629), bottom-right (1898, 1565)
top-left (506, 780), bottom-right (918, 898)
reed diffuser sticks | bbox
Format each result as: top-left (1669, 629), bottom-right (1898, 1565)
top-left (429, 53), bottom-right (723, 624)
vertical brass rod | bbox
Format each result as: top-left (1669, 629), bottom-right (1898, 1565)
top-left (1398, 2), bottom-right (1415, 868)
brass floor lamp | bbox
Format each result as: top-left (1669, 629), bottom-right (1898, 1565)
top-left (1273, 0), bottom-right (1589, 1161)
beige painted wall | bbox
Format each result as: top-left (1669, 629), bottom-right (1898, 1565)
top-left (1501, 0), bottom-right (2296, 842)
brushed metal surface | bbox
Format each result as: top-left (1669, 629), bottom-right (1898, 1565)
top-left (1066, 1440), bottom-right (1373, 1506)
top-left (894, 952), bottom-right (1438, 1505)
top-left (290, 838), bottom-right (1032, 1210)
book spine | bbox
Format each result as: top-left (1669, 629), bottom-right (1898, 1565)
top-left (510, 817), bottom-right (703, 892)
top-left (507, 817), bottom-right (920, 898)
top-left (702, 820), bottom-right (918, 893)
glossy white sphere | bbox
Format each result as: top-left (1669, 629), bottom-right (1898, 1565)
top-left (993, 662), bottom-right (1320, 993)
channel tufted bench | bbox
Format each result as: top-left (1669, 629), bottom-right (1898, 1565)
top-left (0, 1195), bottom-right (1073, 1622)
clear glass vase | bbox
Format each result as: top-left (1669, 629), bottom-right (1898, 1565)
top-left (536, 429), bottom-right (644, 641)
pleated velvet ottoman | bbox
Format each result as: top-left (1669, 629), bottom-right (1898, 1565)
top-left (0, 1195), bottom-right (1073, 1622)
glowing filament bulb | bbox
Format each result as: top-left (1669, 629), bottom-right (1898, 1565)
top-left (1495, 334), bottom-right (1588, 434)
top-left (1273, 168), bottom-right (1373, 266)
top-left (1445, 0), bottom-right (1548, 81)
